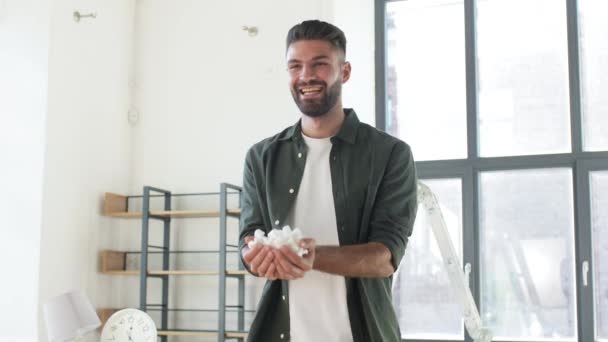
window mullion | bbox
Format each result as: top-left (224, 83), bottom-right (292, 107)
top-left (464, 2), bottom-right (479, 341)
top-left (568, 0), bottom-right (591, 335)
top-left (375, 0), bottom-right (387, 131)
top-left (575, 160), bottom-right (602, 342)
top-left (567, 0), bottom-right (584, 154)
top-left (463, 167), bottom-right (478, 342)
top-left (465, 0), bottom-right (479, 161)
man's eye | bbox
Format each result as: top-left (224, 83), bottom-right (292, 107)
top-left (288, 65), bottom-right (301, 70)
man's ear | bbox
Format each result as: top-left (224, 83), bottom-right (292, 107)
top-left (341, 61), bottom-right (352, 83)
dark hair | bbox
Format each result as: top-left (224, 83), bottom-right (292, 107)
top-left (286, 20), bottom-right (347, 58)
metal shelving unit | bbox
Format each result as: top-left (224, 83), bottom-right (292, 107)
top-left (218, 183), bottom-right (248, 341)
top-left (101, 183), bottom-right (249, 342)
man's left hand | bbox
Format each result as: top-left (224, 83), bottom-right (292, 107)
top-left (272, 238), bottom-right (316, 280)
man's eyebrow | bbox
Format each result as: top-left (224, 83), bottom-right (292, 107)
top-left (287, 55), bottom-right (331, 64)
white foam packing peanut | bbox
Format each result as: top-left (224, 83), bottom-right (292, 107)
top-left (247, 225), bottom-right (309, 257)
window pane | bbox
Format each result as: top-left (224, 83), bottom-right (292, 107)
top-left (477, 0), bottom-right (571, 157)
top-left (386, 0), bottom-right (467, 161)
top-left (393, 178), bottom-right (464, 339)
top-left (579, 1), bottom-right (608, 151)
top-left (480, 169), bottom-right (576, 340)
top-left (591, 171), bottom-right (608, 340)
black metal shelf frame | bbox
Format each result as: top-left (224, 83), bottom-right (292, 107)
top-left (137, 183), bottom-right (247, 342)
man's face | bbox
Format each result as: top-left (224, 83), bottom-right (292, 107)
top-left (286, 40), bottom-right (351, 117)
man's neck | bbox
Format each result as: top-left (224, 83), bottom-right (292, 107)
top-left (300, 103), bottom-right (345, 139)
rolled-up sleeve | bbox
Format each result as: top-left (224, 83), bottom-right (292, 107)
top-left (368, 141), bottom-right (417, 271)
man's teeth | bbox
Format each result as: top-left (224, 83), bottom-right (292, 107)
top-left (300, 87), bottom-right (322, 94)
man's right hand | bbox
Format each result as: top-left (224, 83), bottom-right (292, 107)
top-left (242, 236), bottom-right (278, 280)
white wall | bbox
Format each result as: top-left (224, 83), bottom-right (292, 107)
top-left (0, 0), bottom-right (50, 340)
top-left (0, 0), bottom-right (49, 341)
top-left (36, 0), bottom-right (135, 341)
top-left (129, 0), bottom-right (377, 194)
top-left (0, 0), bottom-right (376, 340)
top-left (131, 0), bottom-right (333, 193)
top-left (333, 0), bottom-right (376, 126)
top-left (130, 0), bottom-right (375, 195)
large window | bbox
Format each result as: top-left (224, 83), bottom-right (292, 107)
top-left (386, 0), bottom-right (467, 161)
top-left (378, 0), bottom-right (608, 341)
top-left (477, 0), bottom-right (571, 157)
top-left (590, 169), bottom-right (608, 341)
top-left (480, 169), bottom-right (576, 339)
top-left (579, 0), bottom-right (608, 151)
top-left (393, 178), bottom-right (464, 339)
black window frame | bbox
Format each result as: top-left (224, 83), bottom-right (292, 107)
top-left (375, 1), bottom-right (608, 341)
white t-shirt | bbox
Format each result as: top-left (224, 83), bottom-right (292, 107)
top-left (286, 134), bottom-right (353, 342)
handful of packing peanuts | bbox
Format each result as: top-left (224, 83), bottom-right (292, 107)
top-left (247, 225), bottom-right (309, 257)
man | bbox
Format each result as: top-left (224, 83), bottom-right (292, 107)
top-left (239, 20), bottom-right (417, 342)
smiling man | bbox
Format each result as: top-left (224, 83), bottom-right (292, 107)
top-left (239, 20), bottom-right (418, 342)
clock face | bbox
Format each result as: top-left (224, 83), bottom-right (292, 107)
top-left (101, 308), bottom-right (157, 342)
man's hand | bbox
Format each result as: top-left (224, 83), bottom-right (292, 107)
top-left (272, 238), bottom-right (316, 280)
top-left (242, 236), bottom-right (278, 280)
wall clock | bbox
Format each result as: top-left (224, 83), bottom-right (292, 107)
top-left (100, 308), bottom-right (157, 342)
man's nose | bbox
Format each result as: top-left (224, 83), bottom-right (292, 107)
top-left (299, 65), bottom-right (316, 81)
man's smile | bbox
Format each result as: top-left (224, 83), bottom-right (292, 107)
top-left (298, 85), bottom-right (324, 99)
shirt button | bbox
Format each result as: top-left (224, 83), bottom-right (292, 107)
top-left (275, 220), bottom-right (280, 225)
top-left (332, 155), bottom-right (336, 161)
top-left (341, 225), bottom-right (345, 231)
top-left (298, 152), bottom-right (302, 158)
top-left (280, 333), bottom-right (285, 339)
top-left (282, 295), bottom-right (286, 301)
top-left (289, 188), bottom-right (294, 194)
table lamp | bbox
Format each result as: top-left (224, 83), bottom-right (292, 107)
top-left (43, 290), bottom-right (101, 342)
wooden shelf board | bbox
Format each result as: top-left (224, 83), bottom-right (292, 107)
top-left (149, 270), bottom-right (219, 276)
top-left (225, 331), bottom-right (249, 338)
top-left (101, 270), bottom-right (247, 276)
top-left (104, 211), bottom-right (143, 218)
top-left (101, 270), bottom-right (140, 275)
top-left (104, 193), bottom-right (128, 215)
top-left (97, 308), bottom-right (120, 328)
top-left (226, 270), bottom-right (249, 276)
top-left (157, 330), bottom-right (248, 338)
top-left (104, 209), bottom-right (241, 219)
top-left (101, 250), bottom-right (126, 273)
top-left (158, 330), bottom-right (217, 337)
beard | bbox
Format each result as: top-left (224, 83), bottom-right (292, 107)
top-left (290, 79), bottom-right (341, 118)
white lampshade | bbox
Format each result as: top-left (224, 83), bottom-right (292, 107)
top-left (43, 290), bottom-right (101, 342)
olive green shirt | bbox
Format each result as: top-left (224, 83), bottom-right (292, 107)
top-left (239, 109), bottom-right (418, 342)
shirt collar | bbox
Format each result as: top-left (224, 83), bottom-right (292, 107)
top-left (280, 108), bottom-right (360, 144)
